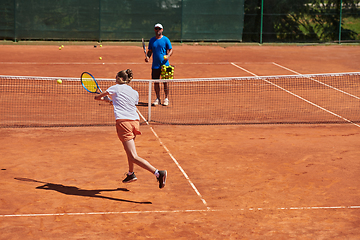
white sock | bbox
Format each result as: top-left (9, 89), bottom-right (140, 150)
top-left (128, 172), bottom-right (134, 175)
top-left (154, 169), bottom-right (159, 178)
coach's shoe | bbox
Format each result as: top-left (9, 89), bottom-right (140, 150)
top-left (163, 98), bottom-right (169, 106)
top-left (153, 99), bottom-right (160, 106)
top-left (157, 170), bottom-right (167, 189)
top-left (122, 172), bottom-right (137, 183)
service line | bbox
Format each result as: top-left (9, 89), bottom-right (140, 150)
top-left (0, 61), bottom-right (273, 65)
top-left (230, 62), bottom-right (360, 128)
top-left (139, 113), bottom-right (209, 210)
top-left (272, 62), bottom-right (360, 100)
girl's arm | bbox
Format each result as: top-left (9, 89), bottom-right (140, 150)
top-left (94, 91), bottom-right (112, 103)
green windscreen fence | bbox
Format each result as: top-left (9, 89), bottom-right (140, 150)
top-left (1, 0), bottom-right (359, 43)
top-left (243, 0), bottom-right (360, 43)
top-left (0, 0), bottom-right (245, 42)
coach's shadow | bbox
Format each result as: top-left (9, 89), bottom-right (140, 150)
top-left (15, 178), bottom-right (152, 204)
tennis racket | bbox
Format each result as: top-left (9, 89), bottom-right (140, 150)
top-left (80, 72), bottom-right (112, 102)
top-left (142, 38), bottom-right (147, 57)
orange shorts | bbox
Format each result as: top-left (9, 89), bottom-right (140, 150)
top-left (115, 120), bottom-right (142, 142)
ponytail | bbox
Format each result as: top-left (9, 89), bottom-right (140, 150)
top-left (116, 69), bottom-right (133, 84)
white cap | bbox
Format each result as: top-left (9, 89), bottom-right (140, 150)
top-left (154, 23), bottom-right (163, 29)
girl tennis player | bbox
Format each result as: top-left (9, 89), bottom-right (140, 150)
top-left (94, 69), bottom-right (167, 189)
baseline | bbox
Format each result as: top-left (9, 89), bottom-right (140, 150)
top-left (2, 205), bottom-right (359, 218)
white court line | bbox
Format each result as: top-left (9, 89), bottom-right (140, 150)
top-left (1, 205), bottom-right (359, 218)
top-left (0, 61), bottom-right (273, 65)
top-left (272, 62), bottom-right (360, 100)
top-left (139, 114), bottom-right (209, 210)
top-left (149, 127), bottom-right (209, 210)
top-left (230, 62), bottom-right (360, 128)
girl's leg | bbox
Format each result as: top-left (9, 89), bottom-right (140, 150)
top-left (126, 154), bottom-right (134, 173)
top-left (122, 139), bottom-right (156, 173)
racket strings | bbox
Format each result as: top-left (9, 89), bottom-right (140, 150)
top-left (82, 73), bottom-right (98, 93)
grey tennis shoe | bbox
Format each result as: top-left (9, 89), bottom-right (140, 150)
top-left (157, 170), bottom-right (167, 189)
top-left (122, 172), bottom-right (137, 183)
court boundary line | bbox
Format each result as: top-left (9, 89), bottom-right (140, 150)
top-left (1, 205), bottom-right (359, 218)
top-left (272, 62), bottom-right (360, 100)
top-left (230, 63), bottom-right (360, 128)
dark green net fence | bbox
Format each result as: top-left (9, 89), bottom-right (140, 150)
top-left (0, 0), bottom-right (359, 43)
top-left (0, 0), bottom-right (245, 42)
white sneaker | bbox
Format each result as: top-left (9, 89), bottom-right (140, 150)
top-left (153, 99), bottom-right (160, 106)
top-left (163, 98), bottom-right (169, 106)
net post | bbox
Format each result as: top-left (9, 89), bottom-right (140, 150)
top-left (148, 80), bottom-right (152, 122)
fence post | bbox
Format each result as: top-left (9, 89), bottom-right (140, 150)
top-left (14, 0), bottom-right (17, 42)
top-left (260, 0), bottom-right (264, 44)
top-left (181, 0), bottom-right (184, 43)
top-left (339, 0), bottom-right (343, 44)
top-left (99, 0), bottom-right (102, 42)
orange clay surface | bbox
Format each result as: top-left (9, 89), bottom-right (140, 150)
top-left (1, 43), bottom-right (360, 239)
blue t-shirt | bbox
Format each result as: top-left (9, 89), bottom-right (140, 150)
top-left (148, 36), bottom-right (172, 69)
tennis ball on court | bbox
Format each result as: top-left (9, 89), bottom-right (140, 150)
top-left (57, 79), bottom-right (62, 84)
top-left (99, 57), bottom-right (102, 60)
top-left (100, 44), bottom-right (102, 47)
top-left (61, 45), bottom-right (64, 48)
top-left (59, 47), bottom-right (62, 50)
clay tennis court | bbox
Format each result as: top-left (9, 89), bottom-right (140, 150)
top-left (1, 43), bottom-right (360, 239)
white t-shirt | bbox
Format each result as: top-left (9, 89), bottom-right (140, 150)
top-left (106, 84), bottom-right (139, 120)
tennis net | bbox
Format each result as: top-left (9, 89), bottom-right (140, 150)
top-left (1, 72), bottom-right (359, 127)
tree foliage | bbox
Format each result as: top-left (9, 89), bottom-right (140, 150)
top-left (243, 0), bottom-right (360, 42)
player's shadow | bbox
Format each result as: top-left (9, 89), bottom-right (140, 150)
top-left (15, 178), bottom-right (152, 204)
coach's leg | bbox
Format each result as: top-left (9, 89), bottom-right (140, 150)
top-left (152, 68), bottom-right (161, 104)
top-left (164, 82), bottom-right (169, 99)
top-left (154, 82), bottom-right (161, 100)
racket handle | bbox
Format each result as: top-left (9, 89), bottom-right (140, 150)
top-left (104, 96), bottom-right (112, 102)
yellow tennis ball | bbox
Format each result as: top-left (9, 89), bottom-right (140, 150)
top-left (99, 57), bottom-right (102, 60)
top-left (163, 55), bottom-right (168, 60)
top-left (59, 47), bottom-right (62, 50)
top-left (61, 45), bottom-right (64, 48)
top-left (57, 79), bottom-right (62, 84)
top-left (100, 44), bottom-right (102, 47)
